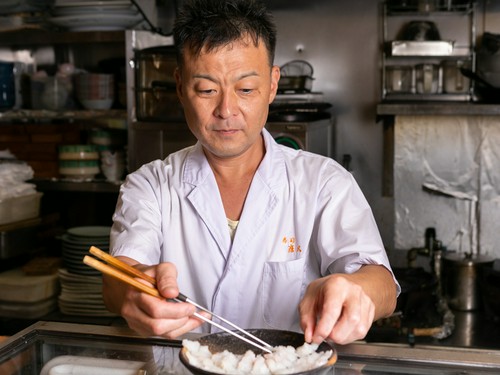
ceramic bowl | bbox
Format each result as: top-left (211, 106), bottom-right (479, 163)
top-left (179, 329), bottom-right (337, 375)
top-left (74, 73), bottom-right (114, 110)
top-left (58, 144), bottom-right (99, 160)
top-left (59, 160), bottom-right (99, 180)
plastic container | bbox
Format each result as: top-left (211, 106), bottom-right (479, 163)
top-left (0, 192), bottom-right (43, 226)
top-left (0, 217), bottom-right (41, 260)
top-left (0, 268), bottom-right (59, 303)
top-left (0, 298), bottom-right (57, 319)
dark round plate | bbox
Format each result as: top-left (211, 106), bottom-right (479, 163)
top-left (179, 329), bottom-right (337, 375)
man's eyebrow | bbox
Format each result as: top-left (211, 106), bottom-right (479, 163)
top-left (193, 71), bottom-right (260, 83)
top-left (193, 74), bottom-right (217, 83)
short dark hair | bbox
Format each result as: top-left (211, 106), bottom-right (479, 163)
top-left (173, 0), bottom-right (277, 68)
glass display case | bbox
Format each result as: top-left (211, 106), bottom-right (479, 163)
top-left (2, 321), bottom-right (500, 374)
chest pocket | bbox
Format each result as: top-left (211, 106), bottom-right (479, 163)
top-left (262, 257), bottom-right (306, 330)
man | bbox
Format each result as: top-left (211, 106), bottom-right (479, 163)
top-left (103, 0), bottom-right (399, 345)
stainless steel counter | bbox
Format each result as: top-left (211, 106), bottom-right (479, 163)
top-left (2, 321), bottom-right (500, 374)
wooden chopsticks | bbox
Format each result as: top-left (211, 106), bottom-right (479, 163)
top-left (83, 246), bottom-right (159, 299)
top-left (82, 246), bottom-right (273, 353)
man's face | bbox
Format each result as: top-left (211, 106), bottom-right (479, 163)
top-left (175, 37), bottom-right (280, 160)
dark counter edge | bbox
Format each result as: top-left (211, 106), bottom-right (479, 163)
top-left (377, 102), bottom-right (500, 116)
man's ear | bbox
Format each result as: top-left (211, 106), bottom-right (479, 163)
top-left (175, 67), bottom-right (183, 99)
top-left (269, 65), bottom-right (280, 104)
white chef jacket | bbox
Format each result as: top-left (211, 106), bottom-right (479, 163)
top-left (111, 129), bottom-right (398, 333)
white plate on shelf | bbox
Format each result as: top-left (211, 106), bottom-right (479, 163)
top-left (59, 293), bottom-right (104, 304)
top-left (58, 268), bottom-right (102, 281)
top-left (49, 12), bottom-right (142, 31)
top-left (67, 225), bottom-right (111, 239)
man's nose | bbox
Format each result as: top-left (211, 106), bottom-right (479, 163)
top-left (214, 91), bottom-right (238, 119)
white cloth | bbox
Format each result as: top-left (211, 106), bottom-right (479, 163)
top-left (111, 129), bottom-right (397, 333)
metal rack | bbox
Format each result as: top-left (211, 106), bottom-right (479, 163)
top-left (380, 0), bottom-right (476, 102)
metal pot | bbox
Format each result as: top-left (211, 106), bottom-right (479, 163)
top-left (135, 86), bottom-right (184, 122)
top-left (134, 46), bottom-right (176, 90)
top-left (442, 253), bottom-right (494, 311)
top-left (278, 60), bottom-right (314, 93)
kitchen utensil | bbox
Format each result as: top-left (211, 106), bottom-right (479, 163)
top-left (135, 87), bottom-right (185, 122)
top-left (58, 144), bottom-right (99, 161)
top-left (83, 246), bottom-right (273, 354)
top-left (179, 329), bottom-right (337, 375)
top-left (135, 46), bottom-right (176, 89)
top-left (460, 67), bottom-right (500, 103)
top-left (0, 61), bottom-right (15, 110)
top-left (418, 0), bottom-right (437, 12)
top-left (442, 252), bottom-right (494, 311)
top-left (415, 63), bottom-right (440, 94)
top-left (460, 67), bottom-right (495, 88)
top-left (386, 65), bottom-right (413, 93)
top-left (399, 21), bottom-right (441, 41)
top-left (59, 160), bottom-right (100, 180)
top-left (30, 75), bottom-right (71, 111)
top-left (278, 60), bottom-right (314, 92)
top-left (386, 0), bottom-right (418, 11)
top-left (74, 73), bottom-right (114, 110)
top-left (442, 60), bottom-right (470, 94)
top-left (268, 101), bottom-right (332, 122)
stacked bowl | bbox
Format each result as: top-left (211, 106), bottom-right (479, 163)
top-left (58, 144), bottom-right (100, 181)
top-left (74, 73), bottom-right (114, 110)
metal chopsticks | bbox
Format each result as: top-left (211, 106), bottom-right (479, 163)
top-left (83, 246), bottom-right (273, 353)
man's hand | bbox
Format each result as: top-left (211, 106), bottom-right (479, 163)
top-left (299, 265), bottom-right (397, 345)
top-left (102, 257), bottom-right (209, 339)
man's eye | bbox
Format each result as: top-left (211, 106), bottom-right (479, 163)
top-left (198, 89), bottom-right (215, 94)
top-left (240, 88), bottom-right (254, 94)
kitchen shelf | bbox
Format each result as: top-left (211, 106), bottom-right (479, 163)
top-left (0, 109), bottom-right (127, 123)
top-left (377, 102), bottom-right (500, 116)
top-left (381, 1), bottom-right (476, 102)
top-left (0, 28), bottom-right (125, 46)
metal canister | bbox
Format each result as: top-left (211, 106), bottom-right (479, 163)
top-left (443, 253), bottom-right (494, 311)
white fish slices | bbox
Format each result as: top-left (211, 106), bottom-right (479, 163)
top-left (182, 339), bottom-right (333, 374)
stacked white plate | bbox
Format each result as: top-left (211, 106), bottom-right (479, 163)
top-left (58, 226), bottom-right (116, 316)
top-left (49, 0), bottom-right (144, 31)
top-left (58, 268), bottom-right (117, 317)
top-left (61, 225), bottom-right (110, 276)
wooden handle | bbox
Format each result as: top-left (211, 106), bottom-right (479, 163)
top-left (412, 327), bottom-right (443, 337)
top-left (89, 246), bottom-right (156, 286)
top-left (83, 255), bottom-right (160, 299)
